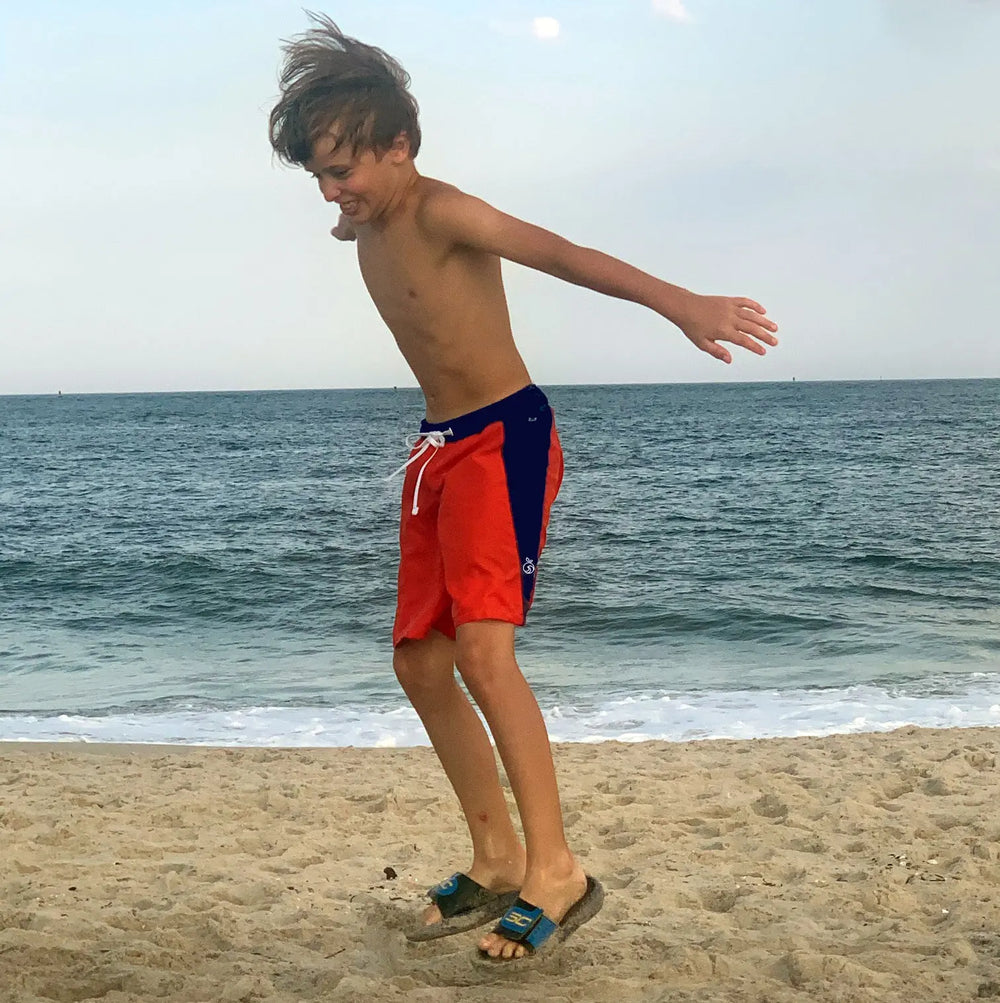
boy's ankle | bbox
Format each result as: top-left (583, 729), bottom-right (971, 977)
top-left (471, 849), bottom-right (526, 877)
top-left (525, 848), bottom-right (578, 879)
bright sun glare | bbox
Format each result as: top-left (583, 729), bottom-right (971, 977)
top-left (531, 16), bottom-right (560, 40)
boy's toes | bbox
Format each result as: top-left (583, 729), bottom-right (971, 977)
top-left (478, 932), bottom-right (527, 960)
top-left (499, 937), bottom-right (526, 960)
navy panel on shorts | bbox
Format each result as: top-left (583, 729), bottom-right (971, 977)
top-left (499, 398), bottom-right (553, 613)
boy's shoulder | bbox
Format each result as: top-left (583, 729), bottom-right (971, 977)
top-left (412, 177), bottom-right (490, 243)
top-left (413, 176), bottom-right (464, 222)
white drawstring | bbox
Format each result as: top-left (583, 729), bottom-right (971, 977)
top-left (386, 428), bottom-right (452, 515)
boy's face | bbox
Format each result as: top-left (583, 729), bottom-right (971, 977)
top-left (304, 129), bottom-right (408, 225)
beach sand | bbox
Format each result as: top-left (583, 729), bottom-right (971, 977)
top-left (1, 726), bottom-right (999, 1002)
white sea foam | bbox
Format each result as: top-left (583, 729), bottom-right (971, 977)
top-left (2, 681), bottom-right (998, 747)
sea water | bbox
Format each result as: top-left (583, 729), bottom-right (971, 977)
top-left (1, 380), bottom-right (998, 746)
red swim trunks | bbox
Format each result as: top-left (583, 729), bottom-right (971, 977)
top-left (393, 384), bottom-right (563, 646)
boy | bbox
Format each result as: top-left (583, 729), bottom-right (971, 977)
top-left (269, 15), bottom-right (778, 962)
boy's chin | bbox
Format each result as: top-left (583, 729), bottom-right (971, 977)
top-left (342, 206), bottom-right (369, 223)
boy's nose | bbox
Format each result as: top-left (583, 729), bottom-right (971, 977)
top-left (318, 178), bottom-right (340, 202)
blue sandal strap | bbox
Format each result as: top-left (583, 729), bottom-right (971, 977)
top-left (428, 872), bottom-right (496, 919)
top-left (522, 914), bottom-right (559, 951)
top-left (427, 872), bottom-right (464, 899)
top-left (494, 897), bottom-right (559, 951)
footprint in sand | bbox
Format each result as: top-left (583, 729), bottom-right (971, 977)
top-left (698, 887), bottom-right (739, 913)
top-left (751, 793), bottom-right (789, 820)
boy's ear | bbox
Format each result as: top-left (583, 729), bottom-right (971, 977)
top-left (388, 131), bottom-right (411, 162)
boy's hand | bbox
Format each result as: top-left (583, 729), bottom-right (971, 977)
top-left (330, 213), bottom-right (357, 241)
top-left (673, 293), bottom-right (779, 364)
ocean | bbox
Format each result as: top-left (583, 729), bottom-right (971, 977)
top-left (1, 379), bottom-right (998, 746)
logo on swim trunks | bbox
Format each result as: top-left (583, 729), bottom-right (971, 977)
top-left (522, 557), bottom-right (536, 576)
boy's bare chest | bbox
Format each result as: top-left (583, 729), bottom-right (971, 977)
top-left (356, 230), bottom-right (437, 312)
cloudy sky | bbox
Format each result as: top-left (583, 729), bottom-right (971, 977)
top-left (2, 0), bottom-right (998, 395)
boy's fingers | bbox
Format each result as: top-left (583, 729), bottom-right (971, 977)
top-left (737, 297), bottom-right (766, 314)
top-left (738, 307), bottom-right (778, 332)
top-left (725, 330), bottom-right (768, 355)
top-left (735, 314), bottom-right (779, 346)
top-left (704, 341), bottom-right (731, 364)
top-left (742, 325), bottom-right (779, 346)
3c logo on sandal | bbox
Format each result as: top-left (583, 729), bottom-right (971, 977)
top-left (503, 911), bottom-right (534, 929)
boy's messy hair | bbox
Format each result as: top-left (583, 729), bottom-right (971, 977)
top-left (269, 12), bottom-right (421, 165)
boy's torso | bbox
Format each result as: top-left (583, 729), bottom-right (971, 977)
top-left (355, 176), bottom-right (531, 422)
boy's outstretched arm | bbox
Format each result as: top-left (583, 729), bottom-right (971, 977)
top-left (420, 189), bottom-right (778, 364)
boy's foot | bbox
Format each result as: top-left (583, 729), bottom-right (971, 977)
top-left (477, 860), bottom-right (590, 961)
top-left (419, 860), bottom-right (525, 929)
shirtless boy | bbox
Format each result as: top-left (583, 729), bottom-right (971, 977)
top-left (269, 15), bottom-right (778, 962)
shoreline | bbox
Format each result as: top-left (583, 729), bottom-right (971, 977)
top-left (2, 726), bottom-right (999, 1001)
top-left (3, 680), bottom-right (999, 748)
top-left (1, 715), bottom-right (999, 753)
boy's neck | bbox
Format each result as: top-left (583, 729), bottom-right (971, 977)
top-left (370, 164), bottom-right (420, 230)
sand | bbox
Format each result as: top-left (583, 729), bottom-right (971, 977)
top-left (1, 726), bottom-right (999, 1002)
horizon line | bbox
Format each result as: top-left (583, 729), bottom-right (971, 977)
top-left (1, 375), bottom-right (998, 399)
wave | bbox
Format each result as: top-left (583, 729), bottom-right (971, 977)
top-left (3, 678), bottom-right (998, 747)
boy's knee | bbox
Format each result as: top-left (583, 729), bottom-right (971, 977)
top-left (392, 640), bottom-right (429, 687)
top-left (393, 635), bottom-right (454, 696)
top-left (455, 623), bottom-right (517, 694)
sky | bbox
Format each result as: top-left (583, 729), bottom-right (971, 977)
top-left (2, 0), bottom-right (999, 395)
